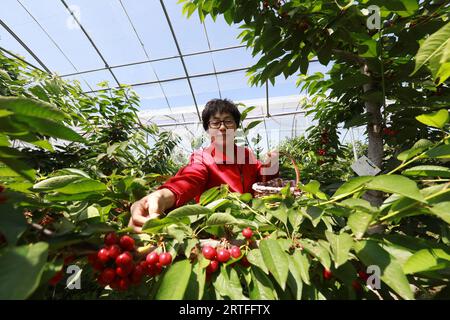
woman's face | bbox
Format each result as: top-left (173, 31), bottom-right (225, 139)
top-left (207, 112), bottom-right (237, 146)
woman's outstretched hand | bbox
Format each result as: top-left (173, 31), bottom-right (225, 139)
top-left (128, 189), bottom-right (176, 233)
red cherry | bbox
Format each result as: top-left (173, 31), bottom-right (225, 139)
top-left (323, 268), bottom-right (333, 280)
top-left (87, 253), bottom-right (98, 266)
top-left (216, 249), bottom-right (231, 263)
top-left (230, 246), bottom-right (241, 259)
top-left (93, 260), bottom-right (105, 271)
top-left (97, 248), bottom-right (110, 264)
top-left (159, 252), bottom-right (172, 266)
top-left (202, 245), bottom-right (217, 260)
top-left (147, 264), bottom-right (162, 277)
top-left (108, 244), bottom-right (121, 260)
top-left (119, 235), bottom-right (135, 251)
top-left (104, 232), bottom-right (119, 246)
top-left (206, 260), bottom-right (219, 274)
top-left (116, 264), bottom-right (133, 278)
top-left (63, 255), bottom-right (75, 265)
top-left (115, 252), bottom-right (133, 268)
top-left (242, 227), bottom-right (253, 239)
top-left (48, 270), bottom-right (64, 286)
top-left (352, 280), bottom-right (362, 291)
top-left (358, 270), bottom-right (369, 282)
top-left (131, 265), bottom-right (144, 284)
top-left (100, 268), bottom-right (116, 284)
top-left (240, 256), bottom-right (251, 268)
top-left (117, 278), bottom-right (130, 291)
top-left (146, 251), bottom-right (159, 265)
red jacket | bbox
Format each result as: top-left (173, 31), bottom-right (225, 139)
top-left (159, 144), bottom-right (278, 208)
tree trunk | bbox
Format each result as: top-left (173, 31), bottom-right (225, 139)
top-left (361, 64), bottom-right (384, 207)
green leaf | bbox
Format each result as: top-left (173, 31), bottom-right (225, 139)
top-left (34, 176), bottom-right (107, 194)
top-left (249, 267), bottom-right (278, 299)
top-left (0, 242), bottom-right (49, 299)
top-left (365, 175), bottom-right (425, 202)
top-left (0, 203), bottom-right (28, 245)
top-left (416, 109), bottom-right (449, 129)
top-left (429, 202), bottom-right (450, 224)
top-left (247, 249), bottom-right (269, 274)
top-left (166, 204), bottom-right (211, 219)
top-left (300, 240), bottom-right (331, 270)
top-left (403, 248), bottom-right (450, 274)
top-left (325, 231), bottom-right (353, 268)
top-left (402, 165), bottom-right (450, 178)
top-left (348, 211), bottom-right (373, 239)
top-left (214, 266), bottom-right (247, 300)
top-left (426, 144), bottom-right (450, 159)
top-left (16, 115), bottom-right (85, 142)
top-left (397, 139), bottom-right (433, 161)
top-left (206, 212), bottom-right (238, 226)
top-left (354, 240), bottom-right (414, 300)
top-left (299, 180), bottom-right (328, 199)
top-left (411, 21), bottom-right (450, 78)
top-left (259, 239), bottom-right (289, 290)
top-left (333, 176), bottom-right (373, 199)
top-left (287, 256), bottom-right (303, 299)
top-left (0, 96), bottom-right (65, 121)
top-left (155, 260), bottom-right (192, 300)
top-left (142, 217), bottom-right (186, 234)
top-left (0, 156), bottom-right (36, 181)
top-left (205, 198), bottom-right (231, 211)
top-left (291, 250), bottom-right (310, 285)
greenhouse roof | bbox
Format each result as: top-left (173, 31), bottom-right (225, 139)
top-left (0, 0), bottom-right (330, 128)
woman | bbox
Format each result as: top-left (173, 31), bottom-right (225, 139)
top-left (129, 98), bottom-right (278, 232)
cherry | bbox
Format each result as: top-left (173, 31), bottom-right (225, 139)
top-left (202, 245), bottom-right (217, 260)
top-left (48, 270), bottom-right (64, 286)
top-left (146, 251), bottom-right (159, 265)
top-left (159, 252), bottom-right (172, 266)
top-left (88, 253), bottom-right (98, 266)
top-left (323, 268), bottom-right (333, 280)
top-left (97, 248), bottom-right (110, 264)
top-left (119, 235), bottom-right (135, 251)
top-left (242, 227), bottom-right (253, 239)
top-left (131, 265), bottom-right (144, 284)
top-left (317, 149), bottom-right (326, 156)
top-left (240, 256), bottom-right (251, 268)
top-left (352, 280), bottom-right (362, 291)
top-left (216, 249), bottom-right (231, 263)
top-left (116, 265), bottom-right (133, 278)
top-left (100, 268), bottom-right (116, 284)
top-left (206, 260), bottom-right (219, 274)
top-left (358, 270), bottom-right (369, 282)
top-left (148, 263), bottom-right (162, 277)
top-left (108, 244), bottom-right (121, 260)
top-left (230, 246), bottom-right (241, 259)
top-left (104, 232), bottom-right (119, 246)
top-left (115, 252), bottom-right (133, 268)
top-left (63, 255), bottom-right (75, 265)
top-left (93, 260), bottom-right (105, 271)
top-left (117, 278), bottom-right (130, 291)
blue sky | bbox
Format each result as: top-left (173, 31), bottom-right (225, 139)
top-left (0, 0), bottom-right (330, 113)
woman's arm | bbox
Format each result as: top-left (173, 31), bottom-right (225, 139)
top-left (128, 188), bottom-right (176, 233)
top-left (129, 151), bottom-right (208, 232)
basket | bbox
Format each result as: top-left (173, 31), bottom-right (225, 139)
top-left (252, 152), bottom-right (301, 198)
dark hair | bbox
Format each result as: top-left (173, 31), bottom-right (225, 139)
top-left (201, 98), bottom-right (241, 131)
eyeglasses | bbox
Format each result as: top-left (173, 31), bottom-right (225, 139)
top-left (208, 119), bottom-right (236, 129)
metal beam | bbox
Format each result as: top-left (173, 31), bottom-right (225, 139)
top-left (59, 44), bottom-right (247, 78)
top-left (60, 0), bottom-right (120, 88)
top-left (159, 0), bottom-right (201, 121)
top-left (0, 18), bottom-right (51, 73)
top-left (155, 109), bottom-right (307, 127)
top-left (82, 66), bottom-right (250, 94)
top-left (0, 46), bottom-right (45, 72)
